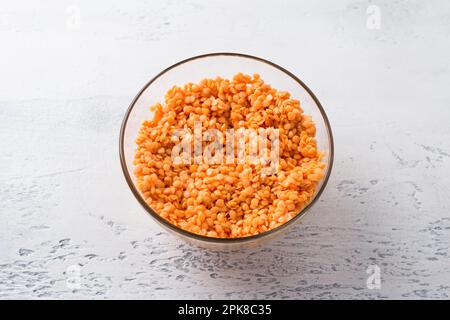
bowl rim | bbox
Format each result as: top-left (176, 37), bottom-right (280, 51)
top-left (119, 52), bottom-right (334, 243)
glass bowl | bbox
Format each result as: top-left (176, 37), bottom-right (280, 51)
top-left (119, 53), bottom-right (334, 249)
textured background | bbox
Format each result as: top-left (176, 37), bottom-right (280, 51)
top-left (1, 0), bottom-right (450, 299)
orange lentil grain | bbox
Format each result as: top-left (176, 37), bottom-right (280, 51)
top-left (133, 73), bottom-right (325, 238)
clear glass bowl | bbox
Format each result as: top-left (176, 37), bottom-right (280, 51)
top-left (120, 53), bottom-right (334, 248)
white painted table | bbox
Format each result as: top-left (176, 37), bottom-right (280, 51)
top-left (1, 0), bottom-right (449, 299)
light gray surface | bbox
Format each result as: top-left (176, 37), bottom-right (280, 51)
top-left (1, 0), bottom-right (450, 299)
